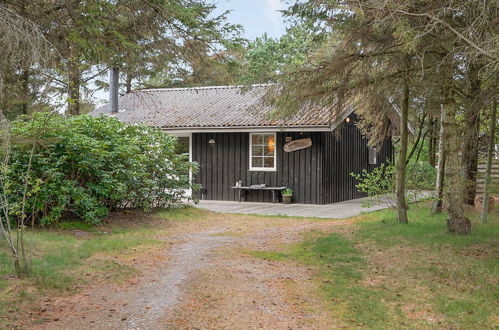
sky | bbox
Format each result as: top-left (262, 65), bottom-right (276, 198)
top-left (212, 0), bottom-right (288, 40)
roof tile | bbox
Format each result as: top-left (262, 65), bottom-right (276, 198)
top-left (92, 85), bottom-right (332, 129)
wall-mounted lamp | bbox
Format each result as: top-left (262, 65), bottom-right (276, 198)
top-left (208, 138), bottom-right (216, 145)
top-left (345, 117), bottom-right (351, 123)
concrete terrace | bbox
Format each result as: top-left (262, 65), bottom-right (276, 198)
top-left (196, 198), bottom-right (392, 219)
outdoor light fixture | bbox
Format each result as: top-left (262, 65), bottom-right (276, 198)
top-left (208, 138), bottom-right (216, 144)
top-left (267, 135), bottom-right (275, 152)
top-left (345, 117), bottom-right (351, 123)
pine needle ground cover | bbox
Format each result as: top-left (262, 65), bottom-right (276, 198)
top-left (248, 203), bottom-right (499, 328)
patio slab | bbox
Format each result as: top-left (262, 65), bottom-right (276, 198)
top-left (196, 198), bottom-right (392, 219)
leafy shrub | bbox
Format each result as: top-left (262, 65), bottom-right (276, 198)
top-left (351, 163), bottom-right (395, 207)
top-left (406, 161), bottom-right (436, 191)
top-left (2, 113), bottom-right (198, 225)
top-left (351, 161), bottom-right (436, 207)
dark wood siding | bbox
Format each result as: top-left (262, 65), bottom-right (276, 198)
top-left (191, 125), bottom-right (392, 204)
top-left (321, 122), bottom-right (393, 204)
top-left (192, 132), bottom-right (324, 203)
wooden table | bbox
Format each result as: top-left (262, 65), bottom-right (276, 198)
top-left (231, 186), bottom-right (287, 203)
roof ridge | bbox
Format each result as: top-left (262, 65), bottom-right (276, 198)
top-left (138, 83), bottom-right (272, 93)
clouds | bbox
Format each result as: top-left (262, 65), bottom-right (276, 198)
top-left (264, 0), bottom-right (285, 31)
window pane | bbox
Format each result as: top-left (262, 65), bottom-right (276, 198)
top-left (252, 146), bottom-right (263, 156)
top-left (251, 134), bottom-right (263, 145)
top-left (175, 137), bottom-right (190, 175)
top-left (251, 157), bottom-right (263, 168)
top-left (264, 146), bottom-right (274, 156)
top-left (175, 137), bottom-right (189, 154)
top-left (263, 157), bottom-right (274, 168)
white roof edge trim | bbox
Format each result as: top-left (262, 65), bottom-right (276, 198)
top-left (388, 99), bottom-right (416, 135)
top-left (161, 126), bottom-right (332, 134)
top-left (329, 106), bottom-right (355, 131)
top-left (140, 83), bottom-right (273, 93)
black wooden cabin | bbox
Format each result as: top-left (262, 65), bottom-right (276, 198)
top-left (192, 127), bottom-right (392, 204)
top-left (93, 85), bottom-right (398, 205)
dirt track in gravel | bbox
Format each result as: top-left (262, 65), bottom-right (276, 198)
top-left (31, 212), bottom-right (352, 330)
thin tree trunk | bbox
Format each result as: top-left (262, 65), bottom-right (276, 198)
top-left (462, 63), bottom-right (481, 205)
top-left (110, 67), bottom-right (119, 113)
top-left (396, 74), bottom-right (409, 224)
top-left (442, 72), bottom-right (471, 234)
top-left (415, 128), bottom-right (429, 163)
top-left (125, 71), bottom-right (132, 94)
top-left (432, 106), bottom-right (446, 214)
top-left (481, 98), bottom-right (497, 223)
top-left (20, 68), bottom-right (30, 115)
top-left (67, 58), bottom-right (81, 115)
top-left (428, 117), bottom-right (436, 167)
top-left (406, 113), bottom-right (426, 164)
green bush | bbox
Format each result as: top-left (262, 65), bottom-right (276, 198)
top-left (351, 163), bottom-right (395, 207)
top-left (406, 161), bottom-right (437, 191)
top-left (351, 161), bottom-right (436, 207)
top-left (2, 113), bottom-right (198, 225)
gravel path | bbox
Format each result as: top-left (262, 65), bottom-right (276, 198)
top-left (122, 229), bottom-right (233, 329)
top-left (33, 214), bottom-right (347, 329)
top-left (35, 228), bottom-right (233, 330)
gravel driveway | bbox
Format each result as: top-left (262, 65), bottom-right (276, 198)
top-left (33, 213), bottom-right (349, 329)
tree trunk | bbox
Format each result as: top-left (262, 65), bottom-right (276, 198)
top-left (442, 75), bottom-right (471, 234)
top-left (125, 71), bottom-right (133, 94)
top-left (463, 113), bottom-right (480, 204)
top-left (481, 97), bottom-right (497, 223)
top-left (428, 117), bottom-right (437, 167)
top-left (432, 106), bottom-right (446, 214)
top-left (415, 128), bottom-right (429, 163)
top-left (396, 75), bottom-right (409, 224)
top-left (110, 67), bottom-right (119, 113)
top-left (67, 59), bottom-right (81, 115)
top-left (406, 113), bottom-right (426, 164)
top-left (462, 63), bottom-right (481, 205)
top-left (20, 68), bottom-right (30, 115)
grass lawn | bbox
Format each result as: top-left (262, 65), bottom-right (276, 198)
top-left (250, 202), bottom-right (499, 328)
top-left (0, 202), bottom-right (497, 328)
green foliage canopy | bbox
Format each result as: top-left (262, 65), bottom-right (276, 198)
top-left (2, 114), bottom-right (198, 225)
top-left (241, 25), bottom-right (322, 83)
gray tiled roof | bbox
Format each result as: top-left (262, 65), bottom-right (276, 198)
top-left (92, 84), bottom-right (335, 129)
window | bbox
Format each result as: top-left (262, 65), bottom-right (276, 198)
top-left (175, 136), bottom-right (190, 155)
top-left (250, 133), bottom-right (276, 171)
top-left (175, 136), bottom-right (190, 176)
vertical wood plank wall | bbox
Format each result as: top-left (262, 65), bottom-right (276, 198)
top-left (192, 132), bottom-right (324, 203)
top-left (321, 124), bottom-right (393, 204)
top-left (192, 127), bottom-right (392, 204)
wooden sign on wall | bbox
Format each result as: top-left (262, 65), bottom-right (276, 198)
top-left (284, 138), bottom-right (312, 152)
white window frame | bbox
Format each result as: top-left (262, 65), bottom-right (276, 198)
top-left (169, 132), bottom-right (193, 197)
top-left (249, 132), bottom-right (277, 172)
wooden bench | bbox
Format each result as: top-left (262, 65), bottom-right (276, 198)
top-left (231, 186), bottom-right (287, 203)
